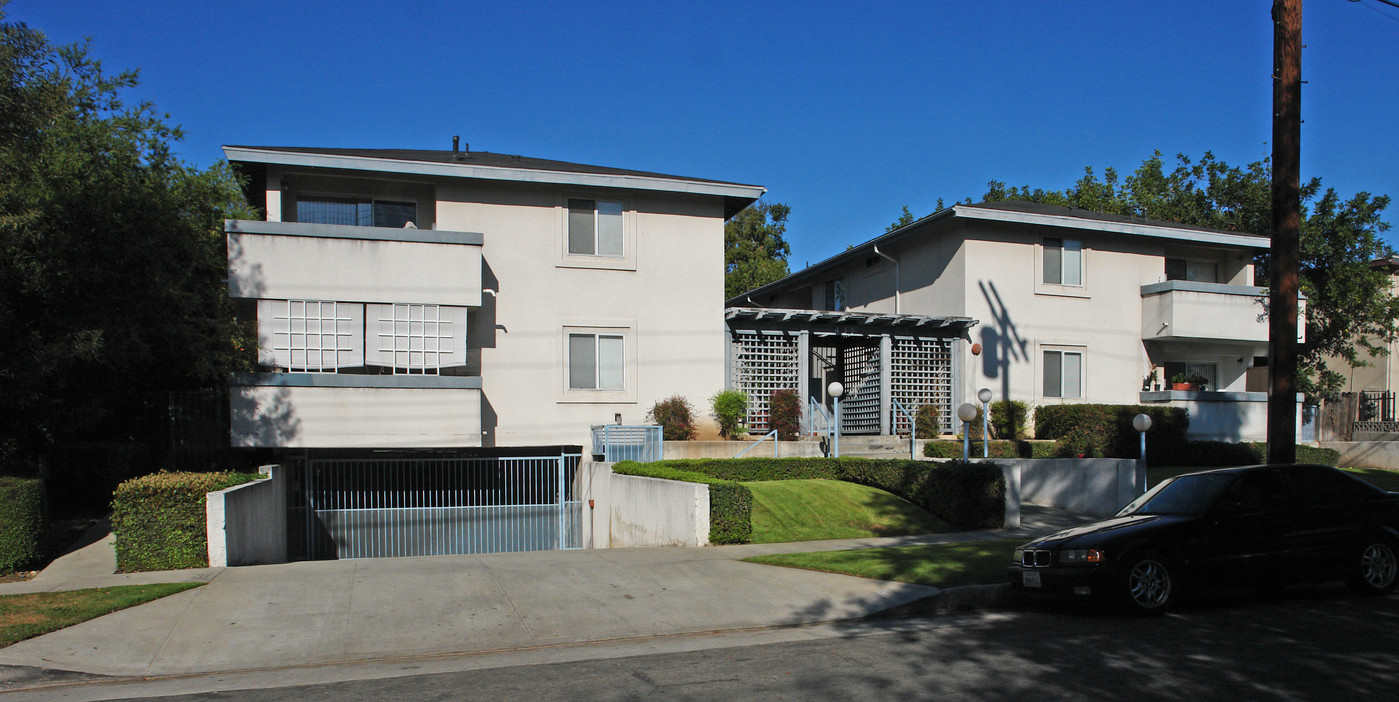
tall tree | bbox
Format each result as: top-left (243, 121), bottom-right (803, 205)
top-left (982, 151), bottom-right (1396, 401)
top-left (0, 13), bottom-right (255, 463)
top-left (725, 199), bottom-right (792, 300)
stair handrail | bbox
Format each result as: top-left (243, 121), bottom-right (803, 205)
top-left (735, 430), bottom-right (780, 458)
top-left (891, 398), bottom-right (917, 460)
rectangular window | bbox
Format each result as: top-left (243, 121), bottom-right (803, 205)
top-left (567, 198), bottom-right (624, 256)
top-left (1165, 258), bottom-right (1219, 283)
top-left (1044, 238), bottom-right (1082, 286)
top-left (297, 195), bottom-right (417, 228)
top-left (824, 278), bottom-right (846, 311)
top-left (1043, 349), bottom-right (1083, 399)
top-left (568, 333), bottom-right (624, 390)
top-left (1164, 361), bottom-right (1217, 390)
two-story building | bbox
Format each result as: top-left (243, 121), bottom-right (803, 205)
top-left (728, 201), bottom-right (1302, 442)
top-left (224, 143), bottom-right (763, 559)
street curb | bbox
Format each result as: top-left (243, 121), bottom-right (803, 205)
top-left (875, 583), bottom-right (1014, 617)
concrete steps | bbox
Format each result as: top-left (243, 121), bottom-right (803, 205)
top-left (834, 435), bottom-right (920, 459)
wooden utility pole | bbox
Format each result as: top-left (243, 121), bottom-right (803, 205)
top-left (1268, 0), bottom-right (1302, 464)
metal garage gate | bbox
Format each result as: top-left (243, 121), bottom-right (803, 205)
top-left (301, 453), bottom-right (582, 559)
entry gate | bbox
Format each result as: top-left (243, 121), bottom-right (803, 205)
top-left (302, 454), bottom-right (582, 559)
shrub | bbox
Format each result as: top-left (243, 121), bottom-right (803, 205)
top-left (924, 440), bottom-right (1057, 459)
top-left (646, 395), bottom-right (696, 441)
top-left (1034, 404), bottom-right (1188, 462)
top-left (0, 477), bottom-right (44, 573)
top-left (990, 400), bottom-right (1030, 440)
top-left (914, 404), bottom-right (941, 438)
top-left (111, 471), bottom-right (261, 572)
top-left (918, 460), bottom-right (1005, 529)
top-left (1171, 442), bottom-right (1340, 467)
top-left (710, 390), bottom-right (748, 439)
top-left (769, 389), bottom-right (802, 441)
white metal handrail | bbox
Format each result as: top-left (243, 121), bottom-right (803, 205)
top-left (891, 398), bottom-right (917, 460)
top-left (735, 430), bottom-right (779, 458)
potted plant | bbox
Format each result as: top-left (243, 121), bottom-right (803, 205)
top-left (1170, 373), bottom-right (1210, 391)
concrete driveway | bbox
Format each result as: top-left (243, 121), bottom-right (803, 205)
top-left (0, 505), bottom-right (1086, 678)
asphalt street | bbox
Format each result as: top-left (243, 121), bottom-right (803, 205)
top-left (11, 584), bottom-right (1397, 701)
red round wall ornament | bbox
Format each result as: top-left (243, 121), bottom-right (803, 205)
top-left (971, 343), bottom-right (983, 355)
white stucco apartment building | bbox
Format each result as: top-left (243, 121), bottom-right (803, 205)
top-left (221, 144), bottom-right (763, 559)
top-left (729, 201), bottom-right (1302, 442)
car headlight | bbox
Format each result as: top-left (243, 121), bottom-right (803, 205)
top-left (1058, 549), bottom-right (1105, 564)
top-left (1012, 548), bottom-right (1025, 562)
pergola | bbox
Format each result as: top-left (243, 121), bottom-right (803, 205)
top-left (724, 307), bottom-right (978, 436)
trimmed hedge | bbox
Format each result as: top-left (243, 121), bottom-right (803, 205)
top-left (924, 440), bottom-right (1057, 459)
top-left (616, 457), bottom-right (1006, 541)
top-left (1174, 442), bottom-right (1339, 467)
top-left (0, 477), bottom-right (45, 573)
top-left (111, 471), bottom-right (262, 572)
top-left (1034, 405), bottom-right (1189, 462)
top-left (612, 462), bottom-right (753, 544)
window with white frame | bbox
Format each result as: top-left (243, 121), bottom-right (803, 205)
top-left (1043, 238), bottom-right (1083, 286)
top-left (1043, 348), bottom-right (1083, 399)
top-left (568, 332), bottom-right (625, 390)
top-left (297, 195), bottom-right (417, 228)
top-left (374, 303), bottom-right (455, 374)
top-left (567, 198), bottom-right (624, 257)
top-left (266, 300), bottom-right (362, 372)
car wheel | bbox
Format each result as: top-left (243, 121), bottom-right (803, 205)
top-left (1345, 537), bottom-right (1398, 596)
top-left (1120, 551), bottom-right (1174, 615)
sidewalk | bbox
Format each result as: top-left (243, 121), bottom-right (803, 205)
top-left (0, 504), bottom-right (1087, 679)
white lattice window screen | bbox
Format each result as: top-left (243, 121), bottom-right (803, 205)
top-left (377, 304), bottom-right (453, 374)
top-left (841, 345), bottom-right (881, 434)
top-left (731, 332), bottom-right (800, 432)
top-left (272, 300), bottom-right (357, 373)
top-left (890, 339), bottom-right (953, 434)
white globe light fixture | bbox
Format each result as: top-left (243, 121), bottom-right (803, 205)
top-left (1133, 413), bottom-right (1153, 491)
top-left (828, 382), bottom-right (845, 458)
top-left (957, 402), bottom-right (978, 460)
top-left (977, 388), bottom-right (993, 458)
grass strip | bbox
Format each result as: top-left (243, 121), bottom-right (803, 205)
top-left (748, 479), bottom-right (951, 544)
top-left (0, 582), bottom-right (203, 648)
top-left (743, 539), bottom-right (1021, 589)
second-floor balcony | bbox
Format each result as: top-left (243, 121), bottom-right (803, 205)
top-left (1140, 281), bottom-right (1305, 345)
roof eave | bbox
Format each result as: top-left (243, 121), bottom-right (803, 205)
top-left (223, 146), bottom-right (766, 209)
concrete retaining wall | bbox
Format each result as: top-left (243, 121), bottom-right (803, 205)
top-left (1321, 441), bottom-right (1399, 470)
top-left (206, 464), bottom-right (287, 567)
top-left (575, 461), bottom-right (710, 548)
top-left (997, 458), bottom-right (1144, 518)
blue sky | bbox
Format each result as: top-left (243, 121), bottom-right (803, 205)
top-left (16, 0), bottom-right (1399, 268)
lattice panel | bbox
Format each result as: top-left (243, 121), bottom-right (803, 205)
top-left (841, 344), bottom-right (881, 434)
top-left (890, 339), bottom-right (953, 434)
top-left (730, 332), bottom-right (800, 433)
top-left (376, 303), bottom-right (453, 374)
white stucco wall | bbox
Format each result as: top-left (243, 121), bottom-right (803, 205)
top-left (206, 466), bottom-right (286, 567)
top-left (229, 384), bottom-right (483, 448)
top-left (575, 462), bottom-right (710, 548)
top-left (437, 181), bottom-right (728, 448)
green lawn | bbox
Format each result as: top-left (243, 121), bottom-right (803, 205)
top-left (0, 582), bottom-right (203, 648)
top-left (744, 539), bottom-right (1022, 588)
top-left (747, 479), bottom-right (952, 544)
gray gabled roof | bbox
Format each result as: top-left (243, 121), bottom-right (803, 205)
top-left (224, 145), bottom-right (765, 219)
top-left (727, 201), bottom-right (1272, 305)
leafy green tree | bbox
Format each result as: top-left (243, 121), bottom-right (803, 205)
top-left (981, 151), bottom-right (1396, 400)
top-left (886, 205), bottom-right (916, 232)
top-left (725, 199), bottom-right (792, 299)
top-left (0, 14), bottom-right (255, 463)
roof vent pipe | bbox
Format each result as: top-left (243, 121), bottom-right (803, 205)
top-left (873, 245), bottom-right (901, 314)
top-left (452, 135), bottom-right (459, 154)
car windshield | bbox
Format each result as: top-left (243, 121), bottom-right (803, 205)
top-left (1119, 473), bottom-right (1237, 516)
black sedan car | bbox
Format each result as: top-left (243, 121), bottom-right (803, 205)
top-left (1008, 464), bottom-right (1399, 614)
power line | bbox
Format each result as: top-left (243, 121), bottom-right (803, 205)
top-left (1348, 0), bottom-right (1399, 26)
